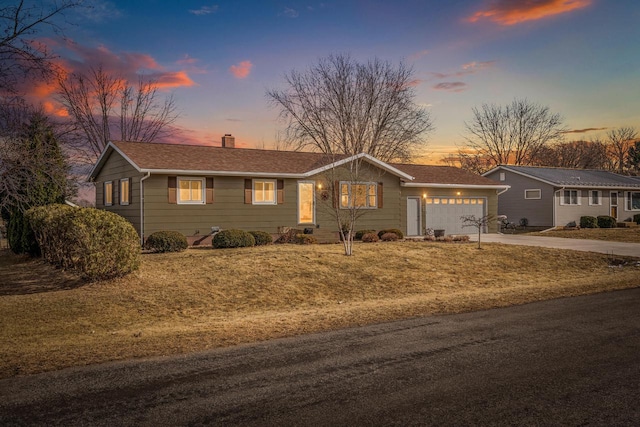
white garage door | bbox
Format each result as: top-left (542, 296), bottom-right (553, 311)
top-left (424, 197), bottom-right (486, 235)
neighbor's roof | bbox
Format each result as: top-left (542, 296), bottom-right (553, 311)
top-left (485, 165), bottom-right (640, 189)
top-left (393, 163), bottom-right (507, 188)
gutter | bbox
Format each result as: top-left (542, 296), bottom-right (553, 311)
top-left (139, 172), bottom-right (151, 246)
top-left (402, 183), bottom-right (510, 190)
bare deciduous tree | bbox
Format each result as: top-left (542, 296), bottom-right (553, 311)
top-left (57, 65), bottom-right (179, 163)
top-left (267, 54), bottom-right (432, 255)
top-left (461, 214), bottom-right (495, 249)
top-left (606, 127), bottom-right (637, 174)
top-left (0, 0), bottom-right (82, 94)
top-left (459, 98), bottom-right (565, 172)
top-left (530, 139), bottom-right (609, 169)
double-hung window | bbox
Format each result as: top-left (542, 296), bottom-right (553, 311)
top-left (104, 181), bottom-right (113, 206)
top-left (627, 191), bottom-right (640, 211)
top-left (561, 189), bottom-right (580, 206)
top-left (340, 182), bottom-right (377, 209)
top-left (253, 179), bottom-right (276, 204)
top-left (589, 190), bottom-right (601, 206)
top-left (178, 177), bottom-right (205, 204)
top-left (119, 178), bottom-right (130, 205)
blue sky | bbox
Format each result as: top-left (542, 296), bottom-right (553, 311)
top-left (33, 0), bottom-right (640, 162)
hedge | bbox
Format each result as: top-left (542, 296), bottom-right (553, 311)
top-left (597, 215), bottom-right (617, 228)
top-left (26, 204), bottom-right (140, 280)
top-left (580, 216), bottom-right (598, 228)
top-left (145, 230), bottom-right (188, 253)
top-left (213, 229), bottom-right (255, 248)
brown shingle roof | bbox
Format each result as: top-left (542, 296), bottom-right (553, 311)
top-left (392, 163), bottom-right (505, 186)
top-left (112, 141), bottom-right (345, 175)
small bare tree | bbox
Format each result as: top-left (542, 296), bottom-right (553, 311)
top-left (57, 65), bottom-right (179, 164)
top-left (267, 54), bottom-right (433, 255)
top-left (606, 127), bottom-right (637, 174)
top-left (461, 214), bottom-right (495, 249)
top-left (460, 98), bottom-right (565, 172)
top-left (0, 0), bottom-right (82, 94)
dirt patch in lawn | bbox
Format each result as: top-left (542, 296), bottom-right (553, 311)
top-left (1, 242), bottom-right (638, 378)
top-left (535, 227), bottom-right (640, 243)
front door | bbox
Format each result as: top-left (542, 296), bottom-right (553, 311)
top-left (407, 197), bottom-right (421, 236)
top-left (298, 182), bottom-right (315, 224)
top-left (610, 191), bottom-right (618, 219)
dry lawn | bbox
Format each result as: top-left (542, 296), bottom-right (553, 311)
top-left (535, 227), bottom-right (640, 243)
top-left (1, 242), bottom-right (638, 378)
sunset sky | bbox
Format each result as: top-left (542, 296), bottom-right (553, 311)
top-left (29, 0), bottom-right (640, 162)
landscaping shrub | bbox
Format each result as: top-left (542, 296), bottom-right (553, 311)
top-left (580, 216), bottom-right (598, 228)
top-left (274, 228), bottom-right (303, 244)
top-left (442, 235), bottom-right (454, 243)
top-left (7, 210), bottom-right (40, 256)
top-left (249, 230), bottom-right (273, 246)
top-left (423, 235), bottom-right (436, 242)
top-left (519, 218), bottom-right (529, 227)
top-left (296, 234), bottom-right (317, 244)
top-left (26, 204), bottom-right (140, 280)
top-left (212, 229), bottom-right (255, 248)
top-left (597, 215), bottom-right (617, 228)
top-left (453, 235), bottom-right (470, 242)
top-left (380, 232), bottom-right (399, 242)
top-left (377, 228), bottom-right (404, 240)
top-left (145, 231), bottom-right (188, 253)
top-left (634, 213), bottom-right (640, 224)
top-left (355, 229), bottom-right (376, 240)
top-left (361, 232), bottom-right (379, 243)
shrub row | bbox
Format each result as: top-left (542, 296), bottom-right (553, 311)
top-left (26, 204), bottom-right (140, 280)
top-left (273, 228), bottom-right (317, 245)
top-left (211, 229), bottom-right (277, 248)
top-left (353, 228), bottom-right (404, 241)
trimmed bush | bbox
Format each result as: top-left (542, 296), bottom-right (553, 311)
top-left (355, 229), bottom-right (376, 240)
top-left (377, 228), bottom-right (404, 240)
top-left (361, 232), bottom-right (379, 243)
top-left (274, 228), bottom-right (303, 244)
top-left (145, 231), bottom-right (188, 253)
top-left (295, 234), bottom-right (317, 244)
top-left (249, 230), bottom-right (273, 246)
top-left (26, 204), bottom-right (140, 280)
top-left (212, 229), bottom-right (255, 248)
top-left (580, 216), bottom-right (598, 228)
top-left (597, 215), bottom-right (617, 228)
top-left (380, 232), bottom-right (399, 242)
top-left (634, 214), bottom-right (640, 224)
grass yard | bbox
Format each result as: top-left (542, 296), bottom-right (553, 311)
top-left (535, 227), bottom-right (640, 243)
top-left (1, 241), bottom-right (639, 378)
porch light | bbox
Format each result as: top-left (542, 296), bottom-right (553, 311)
top-left (317, 183), bottom-right (323, 190)
top-left (456, 191), bottom-right (461, 196)
top-left (422, 193), bottom-right (427, 199)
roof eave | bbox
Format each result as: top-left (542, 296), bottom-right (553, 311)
top-left (304, 153), bottom-right (415, 180)
top-left (402, 182), bottom-right (511, 190)
top-left (140, 169), bottom-right (306, 178)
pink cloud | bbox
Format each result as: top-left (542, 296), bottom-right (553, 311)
top-left (467, 0), bottom-right (592, 26)
top-left (409, 49), bottom-right (430, 61)
top-left (229, 60), bottom-right (253, 79)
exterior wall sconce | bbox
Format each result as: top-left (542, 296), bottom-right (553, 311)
top-left (456, 191), bottom-right (461, 196)
top-left (422, 193), bottom-right (427, 199)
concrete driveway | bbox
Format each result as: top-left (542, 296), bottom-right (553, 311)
top-left (471, 233), bottom-right (640, 257)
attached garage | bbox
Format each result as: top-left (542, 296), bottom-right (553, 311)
top-left (424, 197), bottom-right (486, 235)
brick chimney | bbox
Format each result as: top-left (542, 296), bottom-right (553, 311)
top-left (221, 134), bottom-right (235, 148)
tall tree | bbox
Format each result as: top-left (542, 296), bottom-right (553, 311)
top-left (0, 0), bottom-right (82, 94)
top-left (267, 54), bottom-right (433, 255)
top-left (0, 101), bottom-right (71, 254)
top-left (530, 139), bottom-right (609, 169)
top-left (458, 98), bottom-right (565, 173)
top-left (57, 65), bottom-right (179, 163)
top-left (606, 127), bottom-right (637, 174)
top-left (627, 141), bottom-right (640, 175)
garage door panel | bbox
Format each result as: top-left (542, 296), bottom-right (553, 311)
top-left (424, 197), bottom-right (485, 234)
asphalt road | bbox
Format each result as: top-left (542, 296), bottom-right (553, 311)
top-left (1, 288), bottom-right (640, 426)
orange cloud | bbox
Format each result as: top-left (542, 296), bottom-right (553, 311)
top-left (467, 0), bottom-right (591, 26)
top-left (229, 60), bottom-right (253, 79)
top-left (153, 71), bottom-right (196, 88)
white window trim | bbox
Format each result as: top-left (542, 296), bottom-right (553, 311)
top-left (119, 178), bottom-right (130, 206)
top-left (339, 181), bottom-right (378, 209)
top-left (104, 181), bottom-right (113, 206)
top-left (588, 190), bottom-right (602, 206)
top-left (560, 189), bottom-right (581, 206)
top-left (297, 181), bottom-right (315, 224)
top-left (524, 189), bottom-right (541, 200)
top-left (626, 191), bottom-right (640, 211)
top-left (177, 176), bottom-right (206, 205)
top-left (252, 179), bottom-right (277, 205)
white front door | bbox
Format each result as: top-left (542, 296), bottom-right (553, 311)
top-left (407, 197), bottom-right (421, 236)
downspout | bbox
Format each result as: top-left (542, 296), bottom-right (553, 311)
top-left (139, 172), bottom-right (151, 246)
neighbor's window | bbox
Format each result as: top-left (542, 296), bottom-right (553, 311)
top-left (627, 191), bottom-right (640, 211)
top-left (562, 189), bottom-right (580, 205)
top-left (499, 172), bottom-right (505, 181)
top-left (524, 189), bottom-right (541, 200)
top-left (253, 179), bottom-right (276, 204)
top-left (119, 178), bottom-right (130, 205)
top-left (340, 182), bottom-right (377, 209)
top-left (104, 181), bottom-right (113, 206)
top-left (589, 190), bottom-right (601, 206)
top-left (178, 177), bottom-right (205, 204)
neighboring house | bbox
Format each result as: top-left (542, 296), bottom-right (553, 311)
top-left (89, 138), bottom-right (508, 244)
top-left (484, 165), bottom-right (640, 227)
